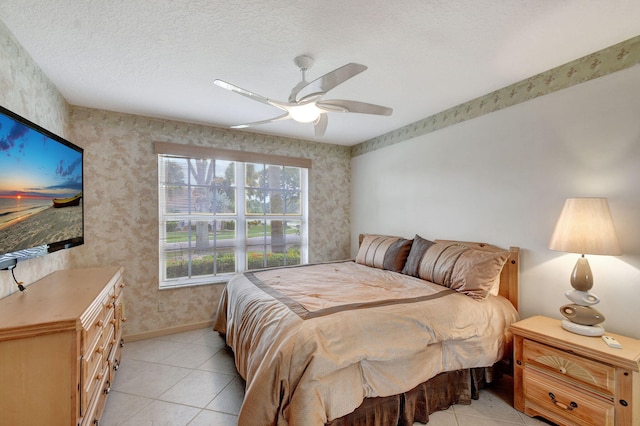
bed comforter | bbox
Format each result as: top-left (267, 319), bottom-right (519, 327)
top-left (213, 261), bottom-right (519, 425)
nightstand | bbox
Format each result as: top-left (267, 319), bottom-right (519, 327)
top-left (510, 315), bottom-right (640, 426)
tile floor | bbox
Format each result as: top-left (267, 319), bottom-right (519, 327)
top-left (101, 327), bottom-right (553, 425)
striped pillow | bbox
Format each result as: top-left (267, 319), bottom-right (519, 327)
top-left (401, 234), bottom-right (435, 277)
top-left (356, 234), bottom-right (413, 272)
top-left (416, 242), bottom-right (509, 300)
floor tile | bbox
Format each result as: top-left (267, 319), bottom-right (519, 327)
top-left (112, 358), bottom-right (192, 398)
top-left (120, 399), bottom-right (200, 426)
top-left (453, 383), bottom-right (524, 424)
top-left (206, 376), bottom-right (246, 415)
top-left (160, 342), bottom-right (219, 369)
top-left (456, 413), bottom-right (526, 425)
top-left (100, 391), bottom-right (153, 426)
top-left (189, 409), bottom-right (239, 426)
top-left (123, 337), bottom-right (185, 363)
top-left (197, 346), bottom-right (238, 375)
top-left (193, 330), bottom-right (228, 348)
top-left (159, 369), bottom-right (235, 408)
top-left (414, 409), bottom-right (458, 426)
top-left (158, 328), bottom-right (212, 344)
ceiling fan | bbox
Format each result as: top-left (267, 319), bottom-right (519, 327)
top-left (213, 55), bottom-right (393, 137)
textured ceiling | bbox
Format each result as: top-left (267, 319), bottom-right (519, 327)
top-left (1, 1), bottom-right (639, 146)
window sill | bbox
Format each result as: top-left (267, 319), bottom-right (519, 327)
top-left (159, 274), bottom-right (233, 290)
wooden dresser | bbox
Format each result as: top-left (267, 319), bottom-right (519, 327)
top-left (0, 266), bottom-right (125, 426)
top-left (511, 315), bottom-right (640, 426)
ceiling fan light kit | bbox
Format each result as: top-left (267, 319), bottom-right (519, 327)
top-left (214, 55), bottom-right (392, 137)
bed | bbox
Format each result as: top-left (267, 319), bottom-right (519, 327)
top-left (214, 234), bottom-right (520, 425)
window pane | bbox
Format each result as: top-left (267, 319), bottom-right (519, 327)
top-left (246, 219), bottom-right (266, 245)
top-left (213, 161), bottom-right (236, 214)
top-left (285, 191), bottom-right (301, 214)
top-left (216, 219), bottom-right (237, 243)
top-left (268, 191), bottom-right (284, 214)
top-left (269, 219), bottom-right (286, 253)
top-left (247, 247), bottom-right (266, 270)
top-left (246, 244), bottom-right (301, 270)
top-left (215, 160), bottom-right (235, 186)
top-left (191, 250), bottom-right (214, 277)
top-left (214, 188), bottom-right (236, 214)
top-left (285, 220), bottom-right (301, 239)
top-left (283, 167), bottom-right (300, 190)
top-left (245, 188), bottom-right (264, 214)
top-left (284, 244), bottom-right (301, 266)
top-left (245, 163), bottom-right (264, 188)
top-left (161, 157), bottom-right (189, 185)
top-left (189, 158), bottom-right (214, 186)
top-left (165, 249), bottom-right (190, 279)
top-left (215, 248), bottom-right (236, 274)
top-left (266, 165), bottom-right (284, 189)
top-left (192, 186), bottom-right (212, 214)
top-left (162, 158), bottom-right (189, 214)
top-left (163, 220), bottom-right (197, 254)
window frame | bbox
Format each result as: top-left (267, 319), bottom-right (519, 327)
top-left (155, 142), bottom-right (310, 289)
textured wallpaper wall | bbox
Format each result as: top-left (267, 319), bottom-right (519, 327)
top-left (66, 107), bottom-right (351, 336)
top-left (0, 20), bottom-right (71, 299)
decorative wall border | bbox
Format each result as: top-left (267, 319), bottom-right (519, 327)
top-left (351, 35), bottom-right (640, 158)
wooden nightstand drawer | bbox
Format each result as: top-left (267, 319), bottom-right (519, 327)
top-left (524, 339), bottom-right (615, 396)
top-left (511, 316), bottom-right (640, 426)
top-left (524, 368), bottom-right (614, 426)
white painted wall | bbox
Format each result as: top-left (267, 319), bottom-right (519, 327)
top-left (351, 65), bottom-right (640, 339)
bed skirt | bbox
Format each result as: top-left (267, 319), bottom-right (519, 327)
top-left (326, 368), bottom-right (488, 426)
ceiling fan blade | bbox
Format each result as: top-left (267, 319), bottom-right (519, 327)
top-left (230, 113), bottom-right (290, 129)
top-left (294, 63), bottom-right (367, 103)
top-left (288, 80), bottom-right (308, 103)
top-left (314, 114), bottom-right (328, 137)
top-left (317, 99), bottom-right (393, 116)
top-left (214, 79), bottom-right (273, 106)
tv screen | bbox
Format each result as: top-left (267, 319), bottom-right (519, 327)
top-left (0, 105), bottom-right (84, 267)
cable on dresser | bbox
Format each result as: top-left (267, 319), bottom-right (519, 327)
top-left (8, 264), bottom-right (26, 292)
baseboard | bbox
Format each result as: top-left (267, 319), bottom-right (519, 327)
top-left (123, 320), bottom-right (215, 342)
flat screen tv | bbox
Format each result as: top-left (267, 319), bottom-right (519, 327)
top-left (0, 105), bottom-right (83, 269)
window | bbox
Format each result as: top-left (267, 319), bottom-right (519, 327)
top-left (156, 142), bottom-right (309, 288)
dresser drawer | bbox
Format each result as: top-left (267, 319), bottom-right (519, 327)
top-left (81, 362), bottom-right (110, 426)
top-left (83, 302), bottom-right (107, 355)
top-left (82, 338), bottom-right (106, 410)
top-left (524, 339), bottom-right (615, 396)
top-left (523, 368), bottom-right (614, 426)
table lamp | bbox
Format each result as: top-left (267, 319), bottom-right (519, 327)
top-left (548, 198), bottom-right (621, 336)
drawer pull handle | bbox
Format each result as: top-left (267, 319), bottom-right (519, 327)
top-left (558, 367), bottom-right (567, 374)
top-left (620, 399), bottom-right (628, 407)
top-left (96, 319), bottom-right (104, 327)
top-left (96, 345), bottom-right (104, 354)
top-left (548, 392), bottom-right (577, 411)
top-left (96, 372), bottom-right (103, 381)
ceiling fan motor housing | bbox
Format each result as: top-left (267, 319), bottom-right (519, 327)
top-left (294, 55), bottom-right (314, 71)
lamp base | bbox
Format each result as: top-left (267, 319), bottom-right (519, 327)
top-left (561, 319), bottom-right (605, 337)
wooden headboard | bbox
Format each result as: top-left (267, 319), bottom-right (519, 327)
top-left (358, 234), bottom-right (520, 310)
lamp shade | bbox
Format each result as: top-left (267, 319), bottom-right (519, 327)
top-left (549, 198), bottom-right (621, 256)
